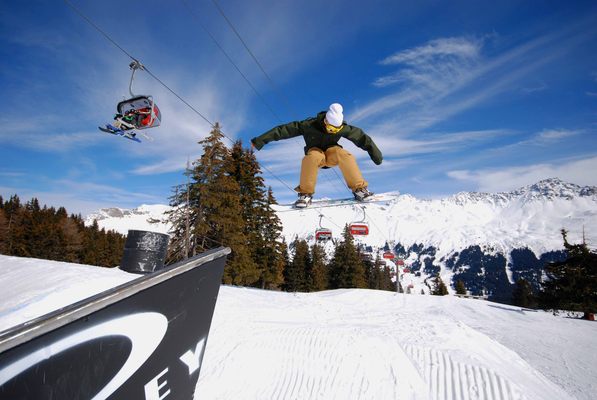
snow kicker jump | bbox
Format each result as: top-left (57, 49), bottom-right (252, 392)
top-left (0, 247), bottom-right (230, 399)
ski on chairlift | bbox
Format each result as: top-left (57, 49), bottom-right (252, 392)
top-left (99, 60), bottom-right (161, 142)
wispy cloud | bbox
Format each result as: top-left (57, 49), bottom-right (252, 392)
top-left (369, 129), bottom-right (509, 158)
top-left (536, 129), bottom-right (580, 142)
top-left (375, 37), bottom-right (482, 90)
top-left (447, 156), bottom-right (597, 193)
top-left (521, 82), bottom-right (548, 94)
top-left (352, 21), bottom-right (595, 135)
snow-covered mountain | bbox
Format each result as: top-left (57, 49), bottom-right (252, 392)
top-left (85, 204), bottom-right (171, 235)
top-left (85, 178), bottom-right (597, 301)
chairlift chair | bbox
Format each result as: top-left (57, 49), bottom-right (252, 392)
top-left (116, 61), bottom-right (162, 137)
top-left (383, 251), bottom-right (395, 260)
top-left (349, 206), bottom-right (369, 236)
top-left (315, 214), bottom-right (333, 242)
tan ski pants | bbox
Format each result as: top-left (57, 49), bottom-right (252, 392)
top-left (296, 146), bottom-right (368, 194)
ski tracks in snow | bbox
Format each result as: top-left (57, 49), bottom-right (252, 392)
top-left (404, 345), bottom-right (522, 400)
top-left (195, 288), bottom-right (575, 400)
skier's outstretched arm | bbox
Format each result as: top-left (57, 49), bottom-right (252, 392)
top-left (251, 121), bottom-right (302, 150)
top-left (342, 125), bottom-right (383, 165)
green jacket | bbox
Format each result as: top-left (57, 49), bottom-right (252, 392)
top-left (251, 111), bottom-right (383, 165)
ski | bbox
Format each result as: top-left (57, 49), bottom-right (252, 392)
top-left (98, 125), bottom-right (142, 143)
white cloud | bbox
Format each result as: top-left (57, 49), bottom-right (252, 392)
top-left (367, 129), bottom-right (508, 158)
top-left (536, 129), bottom-right (580, 142)
top-left (447, 156), bottom-right (597, 193)
top-left (521, 82), bottom-right (548, 93)
top-left (380, 37), bottom-right (482, 66)
top-left (353, 23), bottom-right (594, 136)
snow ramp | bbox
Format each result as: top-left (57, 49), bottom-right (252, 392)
top-left (0, 247), bottom-right (230, 399)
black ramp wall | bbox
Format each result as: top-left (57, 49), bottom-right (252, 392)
top-left (0, 247), bottom-right (230, 400)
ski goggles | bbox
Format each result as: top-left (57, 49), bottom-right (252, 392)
top-left (324, 119), bottom-right (344, 134)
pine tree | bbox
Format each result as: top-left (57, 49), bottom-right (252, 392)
top-left (455, 280), bottom-right (467, 295)
top-left (328, 225), bottom-right (367, 289)
top-left (166, 169), bottom-right (194, 263)
top-left (380, 264), bottom-right (396, 292)
top-left (310, 243), bottom-right (328, 291)
top-left (284, 239), bottom-right (308, 291)
top-left (512, 278), bottom-right (537, 308)
top-left (4, 195), bottom-right (22, 255)
top-left (229, 142), bottom-right (286, 290)
top-left (60, 213), bottom-right (83, 263)
top-left (0, 208), bottom-right (8, 254)
top-left (228, 141), bottom-right (267, 247)
top-left (257, 188), bottom-right (286, 289)
top-left (540, 229), bottom-right (597, 318)
top-left (195, 124), bottom-right (258, 285)
top-left (81, 220), bottom-right (100, 266)
top-left (431, 274), bottom-right (449, 296)
top-left (368, 255), bottom-right (382, 290)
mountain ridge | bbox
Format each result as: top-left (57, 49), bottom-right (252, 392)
top-left (85, 178), bottom-right (596, 301)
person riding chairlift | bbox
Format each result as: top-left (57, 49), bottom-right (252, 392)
top-left (111, 107), bottom-right (154, 133)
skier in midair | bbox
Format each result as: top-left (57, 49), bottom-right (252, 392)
top-left (251, 103), bottom-right (383, 208)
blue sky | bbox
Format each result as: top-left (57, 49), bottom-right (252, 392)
top-left (1, 0), bottom-right (596, 215)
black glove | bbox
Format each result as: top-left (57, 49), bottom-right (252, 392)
top-left (370, 152), bottom-right (383, 165)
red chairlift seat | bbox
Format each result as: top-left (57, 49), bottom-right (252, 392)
top-left (383, 251), bottom-right (395, 260)
top-left (349, 205), bottom-right (369, 236)
top-left (314, 214), bottom-right (332, 241)
top-left (403, 268), bottom-right (411, 273)
top-left (315, 229), bottom-right (333, 241)
top-left (349, 223), bottom-right (369, 236)
top-left (396, 259), bottom-right (405, 266)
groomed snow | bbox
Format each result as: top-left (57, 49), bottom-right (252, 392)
top-left (197, 286), bottom-right (595, 400)
top-left (1, 255), bottom-right (595, 399)
top-left (0, 255), bottom-right (136, 330)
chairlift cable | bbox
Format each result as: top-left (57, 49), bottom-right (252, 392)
top-left (210, 0), bottom-right (294, 117)
top-left (64, 0), bottom-right (138, 62)
top-left (331, 168), bottom-right (353, 195)
top-left (180, 0), bottom-right (284, 123)
top-left (65, 0), bottom-right (344, 230)
top-left (64, 0), bottom-right (297, 195)
top-left (206, 0), bottom-right (352, 198)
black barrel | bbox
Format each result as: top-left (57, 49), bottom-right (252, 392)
top-left (120, 230), bottom-right (170, 274)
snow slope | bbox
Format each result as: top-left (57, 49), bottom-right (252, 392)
top-left (0, 255), bottom-right (136, 331)
top-left (1, 255), bottom-right (595, 400)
